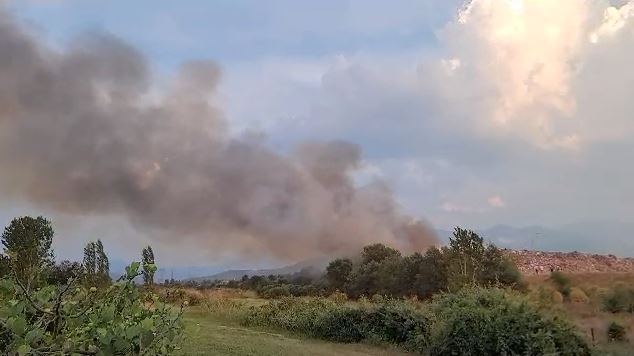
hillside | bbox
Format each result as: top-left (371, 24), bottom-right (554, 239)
top-left (506, 249), bottom-right (634, 274)
top-left (188, 257), bottom-right (330, 281)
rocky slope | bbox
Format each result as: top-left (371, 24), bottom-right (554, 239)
top-left (505, 249), bottom-right (634, 274)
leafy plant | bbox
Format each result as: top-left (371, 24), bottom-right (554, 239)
top-left (550, 271), bottom-right (572, 299)
top-left (602, 284), bottom-right (634, 313)
top-left (607, 321), bottom-right (627, 342)
top-left (428, 288), bottom-right (591, 356)
top-left (0, 262), bottom-right (184, 355)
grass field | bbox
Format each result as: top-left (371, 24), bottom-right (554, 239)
top-left (170, 275), bottom-right (634, 356)
top-left (526, 273), bottom-right (634, 355)
top-left (178, 307), bottom-right (408, 356)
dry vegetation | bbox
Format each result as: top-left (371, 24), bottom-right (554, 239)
top-left (525, 272), bottom-right (634, 354)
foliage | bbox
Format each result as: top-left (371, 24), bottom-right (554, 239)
top-left (157, 287), bottom-right (204, 306)
top-left (0, 254), bottom-right (10, 278)
top-left (243, 296), bottom-right (431, 352)
top-left (325, 258), bottom-right (353, 291)
top-left (428, 288), bottom-right (592, 356)
top-left (83, 240), bottom-right (111, 287)
top-left (607, 321), bottom-right (627, 342)
top-left (244, 289), bottom-right (591, 355)
top-left (0, 262), bottom-right (184, 355)
top-left (569, 287), bottom-right (589, 304)
top-left (142, 246), bottom-right (156, 286)
top-left (175, 227), bottom-right (522, 302)
top-left (551, 271), bottom-right (572, 299)
top-left (361, 244), bottom-right (401, 265)
top-left (602, 284), bottom-right (634, 313)
top-left (1, 216), bottom-right (54, 290)
top-left (341, 229), bottom-right (521, 299)
top-left (46, 260), bottom-right (82, 286)
top-left (95, 240), bottom-right (110, 283)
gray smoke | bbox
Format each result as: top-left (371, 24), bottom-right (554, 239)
top-left (0, 10), bottom-right (437, 259)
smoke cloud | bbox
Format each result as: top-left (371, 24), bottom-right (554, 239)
top-left (0, 9), bottom-right (437, 259)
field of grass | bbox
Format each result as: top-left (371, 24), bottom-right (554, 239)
top-left (526, 273), bottom-right (634, 355)
top-left (169, 274), bottom-right (634, 356)
top-left (178, 307), bottom-right (408, 356)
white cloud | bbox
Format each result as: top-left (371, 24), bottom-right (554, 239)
top-left (487, 195), bottom-right (505, 208)
top-left (187, 0), bottom-right (634, 230)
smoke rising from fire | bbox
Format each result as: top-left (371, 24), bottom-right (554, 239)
top-left (0, 9), bottom-right (437, 259)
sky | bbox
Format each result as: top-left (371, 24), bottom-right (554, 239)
top-left (1, 0), bottom-right (634, 267)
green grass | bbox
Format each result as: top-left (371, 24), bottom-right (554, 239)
top-left (178, 307), bottom-right (409, 356)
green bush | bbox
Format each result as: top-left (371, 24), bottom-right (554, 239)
top-left (360, 301), bottom-right (431, 350)
top-left (244, 289), bottom-right (591, 355)
top-left (0, 262), bottom-right (184, 355)
top-left (243, 296), bottom-right (431, 351)
top-left (607, 321), bottom-right (627, 342)
top-left (313, 307), bottom-right (365, 342)
top-left (550, 271), bottom-right (572, 298)
top-left (428, 288), bottom-right (591, 356)
top-left (602, 284), bottom-right (634, 313)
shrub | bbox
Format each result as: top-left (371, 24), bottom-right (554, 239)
top-left (428, 288), bottom-right (591, 356)
top-left (552, 290), bottom-right (565, 304)
top-left (569, 287), bottom-right (589, 304)
top-left (314, 307), bottom-right (365, 342)
top-left (259, 285), bottom-right (291, 299)
top-left (0, 262), bottom-right (184, 355)
top-left (244, 289), bottom-right (591, 355)
top-left (359, 301), bottom-right (431, 351)
top-left (327, 290), bottom-right (348, 303)
top-left (607, 321), bottom-right (627, 342)
top-left (602, 284), bottom-right (634, 313)
top-left (550, 271), bottom-right (572, 298)
top-left (243, 297), bottom-right (431, 351)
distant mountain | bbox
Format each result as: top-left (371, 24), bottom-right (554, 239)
top-left (188, 257), bottom-right (331, 282)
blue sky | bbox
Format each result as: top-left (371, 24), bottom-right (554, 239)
top-left (2, 0), bottom-right (634, 266)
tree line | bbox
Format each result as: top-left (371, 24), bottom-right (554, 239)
top-left (190, 227), bottom-right (523, 299)
top-left (0, 216), bottom-right (158, 289)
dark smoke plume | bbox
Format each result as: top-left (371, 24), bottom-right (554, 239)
top-left (0, 9), bottom-right (437, 259)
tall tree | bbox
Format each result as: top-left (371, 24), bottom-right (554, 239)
top-left (1, 216), bottom-right (54, 290)
top-left (95, 239), bottom-right (110, 283)
top-left (142, 245), bottom-right (156, 286)
top-left (83, 240), bottom-right (111, 286)
top-left (445, 228), bottom-right (486, 290)
top-left (83, 242), bottom-right (96, 280)
top-left (0, 254), bottom-right (10, 278)
top-left (47, 260), bottom-right (82, 285)
top-left (325, 258), bottom-right (353, 291)
top-left (361, 243), bottom-right (401, 265)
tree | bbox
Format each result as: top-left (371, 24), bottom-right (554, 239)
top-left (83, 240), bottom-right (111, 287)
top-left (414, 247), bottom-right (449, 298)
top-left (1, 216), bottom-right (54, 290)
top-left (46, 260), bottom-right (82, 285)
top-left (361, 243), bottom-right (401, 265)
top-left (444, 228), bottom-right (521, 291)
top-left (142, 245), bottom-right (156, 286)
top-left (0, 254), bottom-right (10, 278)
top-left (445, 228), bottom-right (486, 290)
top-left (95, 239), bottom-right (111, 284)
top-left (326, 258), bottom-right (353, 290)
top-left (83, 241), bottom-right (96, 285)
